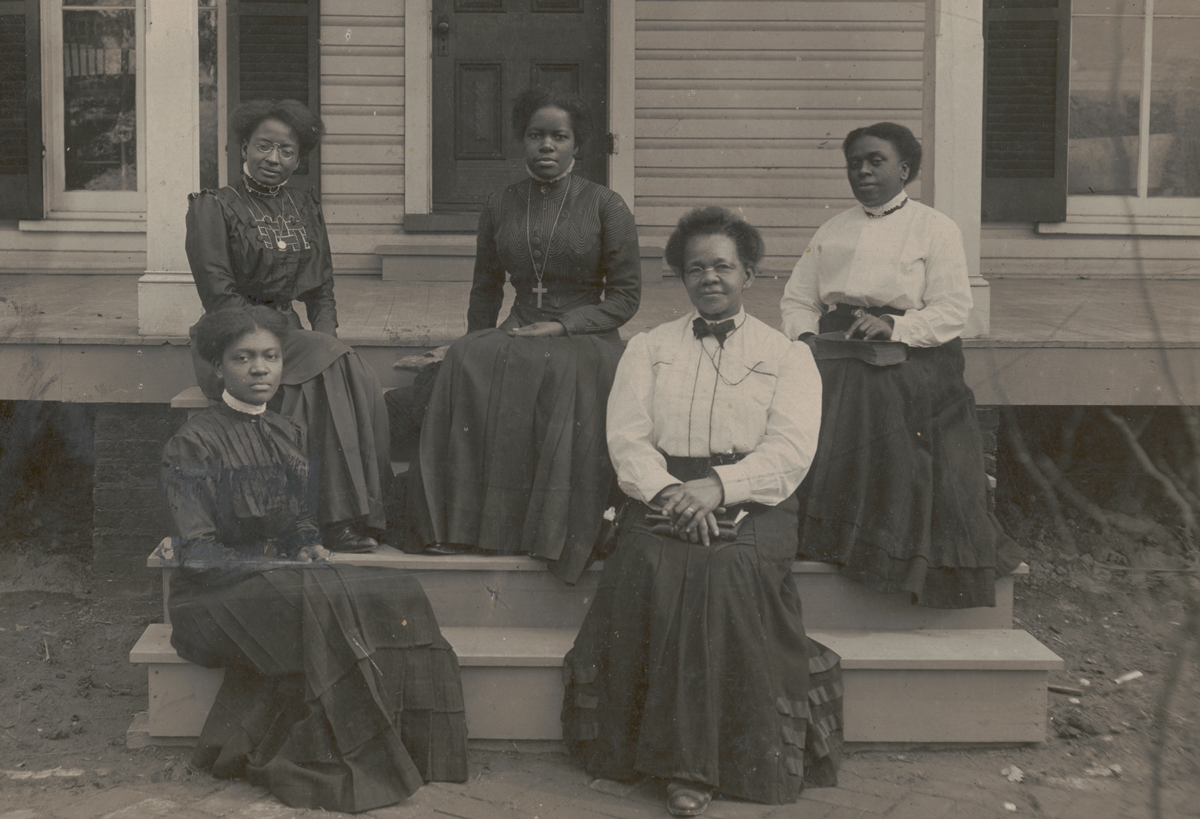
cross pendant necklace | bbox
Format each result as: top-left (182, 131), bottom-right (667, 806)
top-left (525, 176), bottom-right (571, 310)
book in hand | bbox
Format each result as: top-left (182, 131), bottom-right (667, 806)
top-left (810, 332), bottom-right (909, 366)
top-left (644, 507), bottom-right (750, 542)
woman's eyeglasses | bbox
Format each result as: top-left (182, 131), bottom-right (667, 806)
top-left (252, 141), bottom-right (297, 160)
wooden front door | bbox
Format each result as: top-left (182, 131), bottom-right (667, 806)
top-left (431, 0), bottom-right (608, 213)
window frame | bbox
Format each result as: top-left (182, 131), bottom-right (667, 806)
top-left (42, 0), bottom-right (147, 216)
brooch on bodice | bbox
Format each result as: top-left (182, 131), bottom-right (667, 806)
top-left (254, 214), bottom-right (311, 252)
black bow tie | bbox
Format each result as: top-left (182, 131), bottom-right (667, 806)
top-left (693, 317), bottom-right (736, 346)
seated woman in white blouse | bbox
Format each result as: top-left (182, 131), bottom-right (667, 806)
top-left (781, 121), bottom-right (1024, 609)
top-left (563, 207), bottom-right (842, 818)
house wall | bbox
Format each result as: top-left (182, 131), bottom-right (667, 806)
top-left (322, 0), bottom-right (407, 275)
top-left (630, 0), bottom-right (926, 275)
top-left (982, 225), bottom-right (1200, 279)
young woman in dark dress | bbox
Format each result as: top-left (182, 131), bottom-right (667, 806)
top-left (162, 306), bottom-right (467, 813)
top-left (404, 89), bottom-right (641, 583)
top-left (563, 208), bottom-right (842, 817)
top-left (185, 99), bottom-right (388, 552)
top-left (781, 122), bottom-right (1025, 608)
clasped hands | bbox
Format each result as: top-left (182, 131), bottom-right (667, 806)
top-left (845, 313), bottom-right (894, 340)
top-left (650, 475), bottom-right (726, 547)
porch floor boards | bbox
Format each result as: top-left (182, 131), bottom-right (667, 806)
top-left (2, 274), bottom-right (1197, 349)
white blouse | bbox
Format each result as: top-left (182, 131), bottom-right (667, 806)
top-left (780, 192), bottom-right (973, 347)
top-left (606, 309), bottom-right (822, 508)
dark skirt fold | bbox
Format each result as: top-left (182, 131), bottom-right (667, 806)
top-left (797, 335), bottom-right (1025, 608)
top-left (169, 565), bottom-right (468, 814)
top-left (405, 328), bottom-right (622, 583)
top-left (562, 499), bottom-right (843, 805)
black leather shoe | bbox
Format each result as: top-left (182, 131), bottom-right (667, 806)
top-left (424, 543), bottom-right (474, 556)
top-left (325, 524), bottom-right (379, 553)
top-left (667, 782), bottom-right (712, 817)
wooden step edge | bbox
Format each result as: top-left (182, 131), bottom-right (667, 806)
top-left (146, 540), bottom-right (1028, 578)
top-left (133, 624), bottom-right (1061, 672)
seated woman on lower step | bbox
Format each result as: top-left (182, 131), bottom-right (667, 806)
top-left (562, 207), bottom-right (843, 817)
top-left (161, 305), bottom-right (468, 814)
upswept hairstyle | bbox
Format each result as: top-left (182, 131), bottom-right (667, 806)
top-left (842, 122), bottom-right (923, 181)
top-left (231, 100), bottom-right (326, 156)
top-left (193, 306), bottom-right (290, 367)
top-left (664, 206), bottom-right (766, 276)
top-left (511, 88), bottom-right (593, 151)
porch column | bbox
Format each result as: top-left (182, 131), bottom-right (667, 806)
top-left (925, 0), bottom-right (989, 337)
top-left (137, 1), bottom-right (203, 336)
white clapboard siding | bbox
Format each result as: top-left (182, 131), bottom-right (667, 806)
top-left (982, 225), bottom-right (1200, 279)
top-left (321, 3), bottom-right (406, 274)
top-left (634, 0), bottom-right (926, 272)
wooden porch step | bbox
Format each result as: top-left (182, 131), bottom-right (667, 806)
top-left (130, 623), bottom-right (1061, 744)
top-left (148, 542), bottom-right (1025, 632)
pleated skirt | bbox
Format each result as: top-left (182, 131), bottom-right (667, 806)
top-left (192, 326), bottom-right (391, 531)
top-left (168, 565), bottom-right (468, 814)
top-left (562, 497), bottom-right (843, 805)
top-left (404, 328), bottom-right (622, 584)
top-left (797, 335), bottom-right (1025, 608)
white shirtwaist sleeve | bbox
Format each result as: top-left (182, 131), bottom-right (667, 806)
top-left (888, 217), bottom-right (973, 347)
top-left (711, 342), bottom-right (823, 506)
top-left (781, 236), bottom-right (825, 340)
top-left (605, 333), bottom-right (679, 504)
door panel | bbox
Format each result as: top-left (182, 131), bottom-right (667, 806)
top-left (432, 0), bottom-right (607, 212)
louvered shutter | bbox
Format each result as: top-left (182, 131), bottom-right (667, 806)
top-left (0, 0), bottom-right (42, 220)
top-left (981, 0), bottom-right (1070, 223)
top-left (226, 0), bottom-right (320, 195)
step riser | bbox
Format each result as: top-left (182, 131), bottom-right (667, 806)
top-left (161, 570), bottom-right (1014, 631)
top-left (142, 662), bottom-right (1048, 744)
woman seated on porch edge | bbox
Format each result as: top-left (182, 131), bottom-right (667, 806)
top-left (402, 88), bottom-right (642, 584)
top-left (161, 305), bottom-right (468, 814)
top-left (781, 121), bottom-right (1025, 608)
top-left (563, 207), bottom-right (843, 817)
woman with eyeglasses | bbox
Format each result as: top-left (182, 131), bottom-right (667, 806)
top-left (185, 99), bottom-right (389, 554)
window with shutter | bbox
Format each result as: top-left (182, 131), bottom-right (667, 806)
top-left (981, 0), bottom-right (1071, 223)
top-left (226, 0), bottom-right (320, 196)
top-left (0, 0), bottom-right (42, 220)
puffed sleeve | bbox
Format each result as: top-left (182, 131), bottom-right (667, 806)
top-left (605, 332), bottom-right (679, 503)
top-left (556, 190), bottom-right (642, 336)
top-left (160, 431), bottom-right (239, 570)
top-left (185, 191), bottom-right (253, 314)
top-left (780, 228), bottom-right (826, 340)
top-left (888, 215), bottom-right (972, 347)
top-left (297, 192), bottom-right (339, 336)
top-left (467, 195), bottom-right (506, 332)
top-left (711, 341), bottom-right (822, 506)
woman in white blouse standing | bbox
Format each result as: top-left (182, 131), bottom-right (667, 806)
top-left (781, 122), bottom-right (1024, 609)
top-left (563, 207), bottom-right (842, 817)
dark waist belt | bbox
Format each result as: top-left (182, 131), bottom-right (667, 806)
top-left (662, 452), bottom-right (746, 483)
top-left (820, 303), bottom-right (904, 334)
top-left (245, 298), bottom-right (293, 313)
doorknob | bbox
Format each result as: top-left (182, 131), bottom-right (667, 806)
top-left (436, 16), bottom-right (450, 56)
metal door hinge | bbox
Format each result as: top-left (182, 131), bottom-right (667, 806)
top-left (601, 133), bottom-right (618, 155)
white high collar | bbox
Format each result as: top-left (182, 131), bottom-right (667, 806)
top-left (222, 389), bottom-right (267, 416)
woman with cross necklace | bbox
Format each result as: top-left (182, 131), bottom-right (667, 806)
top-left (402, 89), bottom-right (642, 584)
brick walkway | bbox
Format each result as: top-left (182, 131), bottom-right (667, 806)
top-left (3, 745), bottom-right (1195, 819)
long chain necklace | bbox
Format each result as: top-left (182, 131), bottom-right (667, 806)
top-left (525, 176), bottom-right (571, 309)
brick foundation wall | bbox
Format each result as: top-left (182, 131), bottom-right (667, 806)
top-left (92, 403), bottom-right (185, 579)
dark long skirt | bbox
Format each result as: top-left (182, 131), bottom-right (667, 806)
top-left (192, 326), bottom-right (391, 531)
top-left (404, 327), bottom-right (621, 584)
top-left (797, 330), bottom-right (1025, 608)
top-left (169, 565), bottom-right (468, 814)
top-left (562, 497), bottom-right (843, 805)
